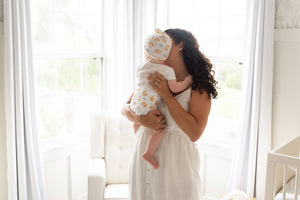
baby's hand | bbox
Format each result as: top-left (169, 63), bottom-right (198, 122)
top-left (184, 75), bottom-right (193, 85)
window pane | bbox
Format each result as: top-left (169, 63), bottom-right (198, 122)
top-left (35, 58), bottom-right (102, 139)
top-left (35, 59), bottom-right (56, 89)
top-left (168, 17), bottom-right (194, 32)
top-left (53, 13), bottom-right (79, 52)
top-left (169, 0), bottom-right (194, 18)
top-left (202, 61), bottom-right (243, 144)
top-left (219, 17), bottom-right (246, 59)
top-left (221, 0), bottom-right (247, 16)
top-left (193, 17), bottom-right (220, 58)
top-left (78, 0), bottom-right (102, 14)
top-left (213, 61), bottom-right (243, 120)
top-left (32, 0), bottom-right (102, 54)
top-left (194, 0), bottom-right (221, 17)
top-left (31, 0), bottom-right (53, 51)
top-left (53, 0), bottom-right (78, 12)
top-left (79, 16), bottom-right (102, 52)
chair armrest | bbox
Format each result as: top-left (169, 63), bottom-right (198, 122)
top-left (88, 158), bottom-right (106, 200)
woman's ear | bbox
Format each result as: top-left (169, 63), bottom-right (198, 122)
top-left (179, 41), bottom-right (184, 51)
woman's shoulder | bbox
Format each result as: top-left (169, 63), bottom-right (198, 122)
top-left (190, 88), bottom-right (209, 96)
top-left (189, 88), bottom-right (211, 116)
top-left (190, 88), bottom-right (211, 104)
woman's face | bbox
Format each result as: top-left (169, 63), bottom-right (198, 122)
top-left (164, 39), bottom-right (183, 68)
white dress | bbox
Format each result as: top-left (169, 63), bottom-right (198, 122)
top-left (129, 88), bottom-right (201, 200)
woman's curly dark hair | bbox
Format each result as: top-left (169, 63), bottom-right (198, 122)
top-left (165, 28), bottom-right (218, 99)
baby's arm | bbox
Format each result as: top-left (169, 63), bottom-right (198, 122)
top-left (167, 75), bottom-right (193, 93)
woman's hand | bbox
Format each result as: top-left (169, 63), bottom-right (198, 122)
top-left (148, 72), bottom-right (173, 101)
top-left (139, 109), bottom-right (166, 132)
top-left (122, 92), bottom-right (166, 132)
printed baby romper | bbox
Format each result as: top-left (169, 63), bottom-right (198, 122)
top-left (130, 61), bottom-right (176, 116)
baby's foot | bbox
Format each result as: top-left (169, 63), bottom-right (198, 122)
top-left (142, 153), bottom-right (159, 169)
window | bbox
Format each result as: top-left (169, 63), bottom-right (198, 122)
top-left (31, 0), bottom-right (103, 139)
top-left (168, 0), bottom-right (248, 146)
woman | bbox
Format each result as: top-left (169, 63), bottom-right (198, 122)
top-left (122, 28), bottom-right (218, 200)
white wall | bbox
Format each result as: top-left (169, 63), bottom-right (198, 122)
top-left (0, 19), bottom-right (8, 200)
top-left (272, 30), bottom-right (300, 149)
top-left (198, 142), bottom-right (233, 199)
top-left (272, 0), bottom-right (300, 149)
top-left (41, 139), bottom-right (90, 200)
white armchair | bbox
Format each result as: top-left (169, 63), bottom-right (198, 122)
top-left (88, 111), bottom-right (135, 200)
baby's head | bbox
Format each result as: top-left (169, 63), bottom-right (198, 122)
top-left (144, 29), bottom-right (172, 63)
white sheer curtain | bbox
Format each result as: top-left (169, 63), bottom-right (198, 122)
top-left (229, 0), bottom-right (275, 199)
top-left (103, 0), bottom-right (156, 112)
top-left (4, 0), bottom-right (46, 199)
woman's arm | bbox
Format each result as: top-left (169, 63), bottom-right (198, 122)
top-left (148, 72), bottom-right (211, 142)
top-left (164, 89), bottom-right (211, 142)
top-left (121, 92), bottom-right (167, 132)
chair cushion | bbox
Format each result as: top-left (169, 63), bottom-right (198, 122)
top-left (104, 184), bottom-right (130, 200)
top-left (104, 113), bottom-right (135, 184)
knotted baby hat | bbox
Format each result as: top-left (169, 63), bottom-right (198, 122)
top-left (144, 28), bottom-right (172, 61)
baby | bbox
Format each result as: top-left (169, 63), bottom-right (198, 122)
top-left (130, 29), bottom-right (192, 169)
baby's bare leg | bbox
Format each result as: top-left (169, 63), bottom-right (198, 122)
top-left (142, 130), bottom-right (165, 169)
top-left (133, 123), bottom-right (140, 134)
